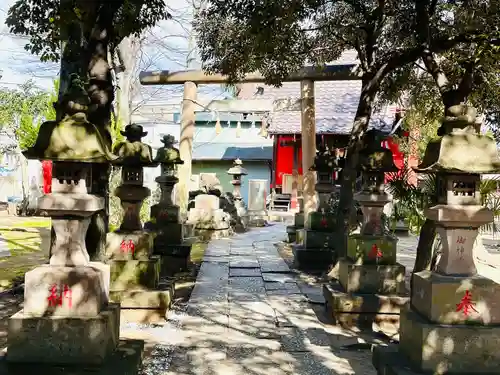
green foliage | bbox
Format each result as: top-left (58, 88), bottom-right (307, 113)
top-left (0, 80), bottom-right (57, 150)
top-left (6, 0), bottom-right (171, 62)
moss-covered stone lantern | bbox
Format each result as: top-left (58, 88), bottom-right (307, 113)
top-left (227, 158), bottom-right (249, 231)
top-left (150, 135), bottom-right (193, 274)
top-left (373, 104), bottom-right (500, 374)
top-left (5, 77), bottom-right (131, 366)
top-left (104, 124), bottom-right (173, 324)
top-left (292, 144), bottom-right (343, 271)
top-left (324, 129), bottom-right (408, 335)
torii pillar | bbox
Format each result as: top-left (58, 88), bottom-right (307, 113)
top-left (139, 65), bottom-right (357, 219)
top-left (178, 82), bottom-right (197, 216)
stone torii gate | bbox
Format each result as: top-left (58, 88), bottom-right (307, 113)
top-left (139, 65), bottom-right (358, 225)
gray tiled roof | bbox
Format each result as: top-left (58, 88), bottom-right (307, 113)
top-left (264, 80), bottom-right (396, 134)
top-left (238, 50), bottom-right (396, 135)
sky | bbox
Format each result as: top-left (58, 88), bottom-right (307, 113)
top-left (0, 0), bottom-right (224, 104)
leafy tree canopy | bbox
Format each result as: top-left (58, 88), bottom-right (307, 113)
top-left (0, 80), bottom-right (58, 150)
top-left (195, 0), bottom-right (500, 90)
top-left (6, 0), bottom-right (171, 62)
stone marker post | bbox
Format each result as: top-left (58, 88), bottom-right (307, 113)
top-left (247, 179), bottom-right (269, 226)
top-left (373, 105), bottom-right (500, 374)
top-left (105, 124), bottom-right (174, 324)
top-left (292, 144), bottom-right (342, 270)
top-left (149, 135), bottom-right (194, 274)
top-left (324, 133), bottom-right (409, 333)
top-left (227, 158), bottom-right (249, 232)
top-left (5, 81), bottom-right (143, 371)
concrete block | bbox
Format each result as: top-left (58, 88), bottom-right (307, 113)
top-left (294, 212), bottom-right (304, 228)
top-left (23, 264), bottom-right (108, 318)
top-left (7, 304), bottom-right (120, 365)
top-left (399, 306), bottom-right (500, 374)
top-left (338, 258), bottom-right (406, 294)
top-left (110, 282), bottom-right (174, 309)
top-left (412, 270), bottom-right (500, 325)
top-left (347, 234), bottom-right (397, 265)
top-left (110, 257), bottom-right (160, 291)
top-left (105, 231), bottom-right (154, 261)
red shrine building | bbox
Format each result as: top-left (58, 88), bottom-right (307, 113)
top-left (236, 59), bottom-right (416, 211)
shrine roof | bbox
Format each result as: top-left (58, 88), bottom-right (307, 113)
top-left (236, 50), bottom-right (397, 135)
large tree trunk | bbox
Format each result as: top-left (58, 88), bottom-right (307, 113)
top-left (84, 3), bottom-right (118, 260)
top-left (330, 78), bottom-right (378, 276)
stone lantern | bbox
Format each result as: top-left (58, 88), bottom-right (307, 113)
top-left (324, 130), bottom-right (408, 334)
top-left (227, 158), bottom-right (249, 231)
top-left (373, 105), bottom-right (500, 374)
top-left (292, 144), bottom-right (343, 270)
top-left (105, 124), bottom-right (173, 323)
top-left (4, 79), bottom-right (143, 368)
top-left (150, 134), bottom-right (193, 273)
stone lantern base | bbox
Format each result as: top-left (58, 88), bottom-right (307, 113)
top-left (105, 231), bottom-right (174, 324)
top-left (286, 211), bottom-right (304, 243)
top-left (323, 234), bottom-right (409, 334)
top-left (187, 195), bottom-right (232, 240)
top-left (291, 211), bottom-right (337, 271)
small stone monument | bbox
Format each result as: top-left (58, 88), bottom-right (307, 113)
top-left (286, 199), bottom-right (304, 243)
top-left (324, 131), bottom-right (408, 333)
top-left (105, 124), bottom-right (174, 324)
top-left (292, 144), bottom-right (342, 271)
top-left (247, 179), bottom-right (269, 226)
top-left (373, 105), bottom-right (500, 374)
top-left (227, 158), bottom-right (249, 232)
top-left (149, 135), bottom-right (193, 274)
top-left (4, 79), bottom-right (143, 370)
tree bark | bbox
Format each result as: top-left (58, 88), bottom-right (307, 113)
top-left (333, 75), bottom-right (378, 266)
top-left (84, 3), bottom-right (119, 260)
top-left (410, 218), bottom-right (436, 290)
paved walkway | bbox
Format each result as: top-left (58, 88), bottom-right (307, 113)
top-left (135, 223), bottom-right (377, 375)
top-left (131, 225), bottom-right (500, 374)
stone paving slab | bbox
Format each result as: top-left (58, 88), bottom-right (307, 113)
top-left (262, 273), bottom-right (297, 283)
top-left (229, 268), bottom-right (262, 277)
top-left (229, 255), bottom-right (260, 268)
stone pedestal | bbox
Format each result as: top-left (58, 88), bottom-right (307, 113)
top-left (187, 194), bottom-right (232, 240)
top-left (292, 211), bottom-right (336, 271)
top-left (106, 219), bottom-right (173, 324)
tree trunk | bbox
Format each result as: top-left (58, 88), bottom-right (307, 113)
top-left (84, 4), bottom-right (117, 260)
top-left (331, 79), bottom-right (378, 274)
top-left (410, 218), bottom-right (436, 290)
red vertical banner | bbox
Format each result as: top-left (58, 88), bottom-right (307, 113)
top-left (42, 160), bottom-right (52, 194)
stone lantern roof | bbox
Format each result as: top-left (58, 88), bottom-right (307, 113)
top-left (227, 158), bottom-right (248, 176)
top-left (310, 143), bottom-right (344, 172)
top-left (358, 130), bottom-right (398, 173)
top-left (23, 82), bottom-right (116, 163)
top-left (154, 134), bottom-right (184, 166)
top-left (112, 124), bottom-right (157, 167)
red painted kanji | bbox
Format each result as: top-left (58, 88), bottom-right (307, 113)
top-left (47, 284), bottom-right (72, 307)
top-left (456, 236), bottom-right (466, 244)
top-left (120, 240), bottom-right (135, 254)
top-left (320, 216), bottom-right (328, 228)
top-left (456, 290), bottom-right (478, 317)
top-left (368, 244), bottom-right (383, 259)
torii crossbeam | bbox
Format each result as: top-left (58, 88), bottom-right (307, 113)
top-left (139, 64), bottom-right (359, 224)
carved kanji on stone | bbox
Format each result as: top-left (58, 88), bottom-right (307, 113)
top-left (456, 290), bottom-right (478, 317)
top-left (369, 244), bottom-right (382, 259)
top-left (120, 240), bottom-right (135, 254)
top-left (47, 284), bottom-right (73, 308)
